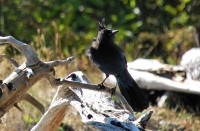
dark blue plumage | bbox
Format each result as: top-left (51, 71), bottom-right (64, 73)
top-left (87, 19), bottom-right (148, 112)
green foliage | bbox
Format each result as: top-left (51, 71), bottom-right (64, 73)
top-left (58, 123), bottom-right (73, 131)
top-left (1, 0), bottom-right (200, 63)
top-left (23, 114), bottom-right (40, 126)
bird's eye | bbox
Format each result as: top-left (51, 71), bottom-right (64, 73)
top-left (104, 30), bottom-right (111, 34)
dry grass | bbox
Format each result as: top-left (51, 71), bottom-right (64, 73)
top-left (0, 47), bottom-right (200, 130)
top-left (147, 107), bottom-right (200, 130)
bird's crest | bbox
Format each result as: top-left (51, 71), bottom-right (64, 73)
top-left (98, 18), bottom-right (106, 30)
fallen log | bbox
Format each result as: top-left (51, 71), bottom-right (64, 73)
top-left (104, 59), bottom-right (200, 95)
top-left (31, 71), bottom-right (153, 131)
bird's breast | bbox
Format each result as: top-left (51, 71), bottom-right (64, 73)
top-left (89, 42), bottom-right (127, 76)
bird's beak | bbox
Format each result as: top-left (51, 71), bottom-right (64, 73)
top-left (111, 30), bottom-right (118, 35)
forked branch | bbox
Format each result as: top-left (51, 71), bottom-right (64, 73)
top-left (0, 36), bottom-right (151, 130)
top-left (32, 71), bottom-right (152, 131)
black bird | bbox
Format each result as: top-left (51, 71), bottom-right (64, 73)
top-left (87, 19), bottom-right (148, 112)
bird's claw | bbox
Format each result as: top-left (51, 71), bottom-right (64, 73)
top-left (97, 84), bottom-right (105, 90)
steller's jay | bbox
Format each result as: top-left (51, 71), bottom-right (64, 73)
top-left (87, 19), bottom-right (148, 112)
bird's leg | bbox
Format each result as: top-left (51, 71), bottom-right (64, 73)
top-left (98, 74), bottom-right (109, 90)
top-left (111, 82), bottom-right (117, 95)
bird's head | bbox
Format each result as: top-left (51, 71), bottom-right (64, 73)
top-left (97, 18), bottom-right (118, 43)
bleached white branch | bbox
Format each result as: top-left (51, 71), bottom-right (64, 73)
top-left (0, 36), bottom-right (151, 131)
top-left (0, 36), bottom-right (40, 66)
top-left (134, 70), bottom-right (200, 94)
top-left (32, 71), bottom-right (152, 131)
top-left (53, 77), bottom-right (134, 113)
top-left (105, 59), bottom-right (200, 95)
top-left (0, 36), bottom-right (74, 118)
top-left (45, 56), bottom-right (75, 68)
top-left (31, 86), bottom-right (73, 131)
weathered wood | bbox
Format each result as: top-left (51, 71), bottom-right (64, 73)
top-left (32, 71), bottom-right (153, 131)
top-left (0, 36), bottom-right (40, 66)
top-left (0, 36), bottom-right (74, 117)
top-left (0, 54), bottom-right (19, 68)
top-left (105, 59), bottom-right (200, 95)
top-left (52, 77), bottom-right (134, 113)
top-left (0, 36), bottom-right (152, 130)
top-left (24, 93), bottom-right (45, 114)
top-left (31, 85), bottom-right (72, 131)
top-left (180, 48), bottom-right (200, 80)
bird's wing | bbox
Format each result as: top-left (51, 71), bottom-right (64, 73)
top-left (113, 43), bottom-right (128, 66)
top-left (86, 38), bottom-right (98, 57)
top-left (88, 47), bottom-right (103, 67)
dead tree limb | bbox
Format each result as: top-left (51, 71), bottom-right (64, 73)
top-left (0, 36), bottom-right (80, 117)
top-left (31, 71), bottom-right (153, 131)
top-left (104, 58), bottom-right (200, 95)
top-left (0, 36), bottom-right (152, 130)
top-left (0, 54), bottom-right (19, 68)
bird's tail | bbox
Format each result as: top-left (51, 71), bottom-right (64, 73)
top-left (117, 69), bottom-right (148, 112)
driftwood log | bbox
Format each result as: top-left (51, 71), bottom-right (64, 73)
top-left (105, 59), bottom-right (200, 95)
top-left (0, 36), bottom-right (152, 130)
top-left (31, 71), bottom-right (153, 131)
top-left (0, 36), bottom-right (75, 116)
top-left (104, 58), bottom-right (200, 109)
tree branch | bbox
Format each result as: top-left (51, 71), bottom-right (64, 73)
top-left (44, 56), bottom-right (75, 68)
top-left (0, 36), bottom-right (40, 66)
top-left (0, 36), bottom-right (151, 130)
top-left (0, 54), bottom-right (19, 68)
top-left (53, 77), bottom-right (134, 113)
top-left (0, 36), bottom-right (74, 117)
top-left (24, 93), bottom-right (45, 114)
top-left (104, 58), bottom-right (200, 95)
top-left (32, 71), bottom-right (152, 131)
